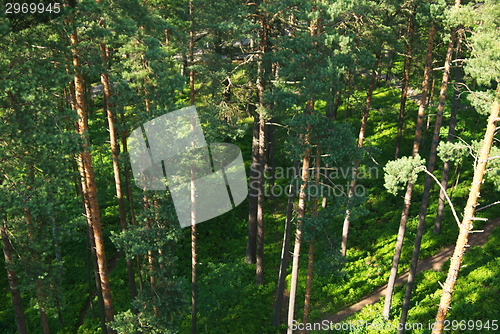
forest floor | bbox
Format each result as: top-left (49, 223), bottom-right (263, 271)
top-left (317, 217), bottom-right (500, 324)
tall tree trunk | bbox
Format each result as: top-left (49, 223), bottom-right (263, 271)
top-left (272, 161), bottom-right (299, 326)
top-left (191, 217), bottom-right (197, 334)
top-left (395, 16), bottom-right (415, 159)
top-left (287, 99), bottom-right (313, 334)
top-left (189, 2), bottom-right (197, 332)
top-left (382, 23), bottom-right (436, 320)
top-left (247, 120), bottom-right (259, 264)
top-left (24, 208), bottom-right (51, 334)
top-left (73, 152), bottom-right (107, 333)
top-left (255, 109), bottom-right (265, 285)
top-left (302, 151), bottom-right (321, 332)
top-left (143, 195), bottom-right (159, 317)
top-left (255, 10), bottom-right (270, 286)
top-left (302, 242), bottom-right (314, 332)
top-left (120, 118), bottom-right (143, 293)
top-left (331, 90), bottom-right (341, 120)
top-left (341, 56), bottom-right (379, 256)
top-left (50, 215), bottom-right (64, 327)
top-left (36, 280), bottom-right (50, 334)
top-left (69, 28), bottom-right (115, 330)
top-left (434, 29), bottom-right (463, 234)
top-left (191, 210), bottom-right (198, 334)
top-left (432, 97), bottom-right (499, 334)
top-left (1, 217), bottom-right (28, 334)
top-left (100, 37), bottom-right (137, 303)
top-left (82, 163), bottom-right (108, 334)
top-left (266, 124), bottom-right (276, 199)
top-left (398, 28), bottom-right (456, 331)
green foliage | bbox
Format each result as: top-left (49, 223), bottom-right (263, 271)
top-left (1, 0), bottom-right (499, 333)
top-left (460, 0), bottom-right (500, 87)
top-left (437, 141), bottom-right (469, 165)
top-left (437, 139), bottom-right (500, 189)
top-left (383, 155), bottom-right (426, 195)
top-left (287, 114), bottom-right (359, 165)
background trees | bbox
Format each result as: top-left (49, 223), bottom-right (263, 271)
top-left (0, 0), bottom-right (498, 333)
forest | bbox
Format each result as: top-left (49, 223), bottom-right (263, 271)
top-left (0, 0), bottom-right (499, 333)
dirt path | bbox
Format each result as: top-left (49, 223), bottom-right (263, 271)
top-left (318, 217), bottom-right (500, 324)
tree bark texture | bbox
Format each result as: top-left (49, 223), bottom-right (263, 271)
top-left (287, 99), bottom-right (313, 334)
top-left (432, 98), bottom-right (499, 334)
top-left (69, 28), bottom-right (115, 330)
top-left (341, 57), bottom-right (379, 257)
top-left (395, 16), bottom-right (415, 159)
top-left (398, 29), bottom-right (456, 331)
top-left (100, 40), bottom-right (137, 303)
top-left (1, 218), bottom-right (28, 334)
top-left (434, 29), bottom-right (463, 234)
top-left (272, 162), bottom-right (299, 326)
top-left (302, 151), bottom-right (321, 332)
top-left (382, 23), bottom-right (435, 320)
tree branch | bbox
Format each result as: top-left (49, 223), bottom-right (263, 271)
top-left (417, 166), bottom-right (461, 227)
top-left (476, 201), bottom-right (500, 212)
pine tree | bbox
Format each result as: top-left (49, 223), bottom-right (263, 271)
top-left (432, 0), bottom-right (500, 330)
top-left (395, 7), bottom-right (415, 159)
top-left (399, 1), bottom-right (462, 327)
top-left (67, 10), bottom-right (115, 330)
top-left (383, 21), bottom-right (437, 320)
top-left (1, 217), bottom-right (28, 334)
top-left (433, 27), bottom-right (463, 234)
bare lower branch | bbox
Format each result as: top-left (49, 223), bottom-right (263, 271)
top-left (417, 166), bottom-right (461, 227)
top-left (476, 201), bottom-right (500, 212)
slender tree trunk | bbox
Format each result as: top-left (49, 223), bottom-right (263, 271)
top-left (432, 97), bottom-right (499, 334)
top-left (120, 120), bottom-right (143, 293)
top-left (69, 28), bottom-right (115, 330)
top-left (68, 55), bottom-right (106, 333)
top-left (1, 217), bottom-right (28, 334)
top-left (191, 219), bottom-right (197, 334)
top-left (395, 17), bottom-right (415, 159)
top-left (287, 150), bottom-right (310, 334)
top-left (272, 161), bottom-right (299, 326)
top-left (143, 195), bottom-right (159, 317)
top-left (73, 153), bottom-right (107, 333)
top-left (302, 242), bottom-right (314, 331)
top-left (266, 124), bottom-right (276, 199)
top-left (287, 99), bottom-right (313, 334)
top-left (189, 3), bottom-right (197, 331)
top-left (50, 215), bottom-right (64, 327)
top-left (434, 29), bottom-right (463, 234)
top-left (326, 87), bottom-right (340, 120)
top-left (398, 29), bottom-right (456, 331)
top-left (24, 208), bottom-right (51, 334)
top-left (36, 280), bottom-right (50, 334)
top-left (332, 90), bottom-right (341, 120)
top-left (341, 56), bottom-right (379, 256)
top-left (189, 183), bottom-right (198, 332)
top-left (100, 39), bottom-right (137, 303)
top-left (255, 110), bottom-right (265, 285)
top-left (302, 151), bottom-right (321, 332)
top-left (382, 23), bottom-right (436, 320)
top-left (190, 133), bottom-right (197, 334)
top-left (427, 76), bottom-right (436, 109)
top-left (82, 165), bottom-right (108, 334)
top-left (255, 11), bottom-right (270, 286)
top-left (247, 120), bottom-right (259, 264)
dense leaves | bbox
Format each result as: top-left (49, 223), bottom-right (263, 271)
top-left (0, 0), bottom-right (498, 333)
